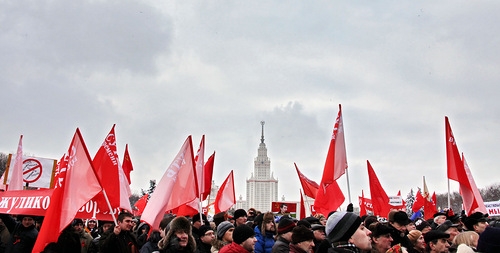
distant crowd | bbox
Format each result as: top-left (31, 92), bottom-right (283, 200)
top-left (0, 204), bottom-right (499, 253)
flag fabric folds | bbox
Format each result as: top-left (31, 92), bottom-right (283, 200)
top-left (462, 155), bottom-right (487, 214)
top-left (134, 194), bottom-right (148, 216)
top-left (359, 190), bottom-right (367, 217)
top-left (295, 163), bottom-right (319, 199)
top-left (8, 135), bottom-right (24, 191)
top-left (214, 170), bottom-right (236, 213)
top-left (412, 190), bottom-right (425, 213)
top-left (300, 190), bottom-right (306, 220)
top-left (367, 160), bottom-right (391, 218)
top-left (32, 129), bottom-right (102, 253)
top-left (202, 152), bottom-right (215, 200)
top-left (122, 144), bottom-right (133, 184)
top-left (141, 136), bottom-right (198, 230)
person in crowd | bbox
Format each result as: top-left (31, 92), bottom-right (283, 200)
top-left (462, 212), bottom-right (489, 234)
top-left (368, 222), bottom-right (393, 253)
top-left (219, 224), bottom-right (256, 253)
top-left (414, 219), bottom-right (432, 234)
top-left (88, 220), bottom-right (114, 253)
top-left (213, 212), bottom-right (229, 228)
top-left (388, 211), bottom-right (412, 249)
top-left (325, 211), bottom-right (372, 253)
top-left (432, 213), bottom-right (448, 229)
top-left (313, 214), bottom-right (327, 226)
top-left (247, 208), bottom-right (257, 222)
top-left (274, 204), bottom-right (288, 223)
top-left (196, 225), bottom-right (215, 253)
top-left (0, 214), bottom-right (38, 253)
top-left (424, 230), bottom-right (450, 253)
top-left (85, 219), bottom-right (99, 239)
top-left (72, 218), bottom-right (93, 253)
top-left (363, 215), bottom-right (378, 229)
top-left (253, 212), bottom-right (276, 253)
top-left (436, 220), bottom-right (460, 252)
top-left (233, 209), bottom-right (248, 227)
top-left (135, 222), bottom-right (150, 250)
top-left (192, 213), bottom-right (210, 241)
top-left (406, 230), bottom-right (425, 253)
top-left (452, 231), bottom-right (478, 253)
top-left (158, 216), bottom-right (197, 253)
top-left (271, 216), bottom-right (295, 253)
top-left (406, 220), bottom-right (416, 232)
top-left (139, 230), bottom-right (161, 253)
top-left (476, 226), bottom-right (500, 253)
top-left (311, 223), bottom-right (326, 253)
top-left (0, 218), bottom-right (10, 253)
top-left (211, 221), bottom-right (235, 253)
top-left (43, 224), bottom-right (82, 253)
top-left (99, 212), bottom-right (138, 253)
top-left (289, 225), bottom-right (315, 253)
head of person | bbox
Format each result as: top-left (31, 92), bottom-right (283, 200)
top-left (217, 221), bottom-right (235, 243)
top-left (390, 211), bottom-right (411, 232)
top-left (18, 215), bottom-right (35, 228)
top-left (314, 214), bottom-right (327, 226)
top-left (414, 218), bottom-right (432, 234)
top-left (86, 218), bottom-right (97, 229)
top-left (424, 230), bottom-right (450, 253)
top-left (407, 230), bottom-right (425, 252)
top-left (277, 217), bottom-right (296, 242)
top-left (192, 213), bottom-right (208, 229)
top-left (369, 222), bottom-right (393, 253)
top-left (164, 216), bottom-right (196, 250)
top-left (232, 224), bottom-right (257, 252)
top-left (117, 212), bottom-right (134, 232)
top-left (433, 212), bottom-right (447, 226)
top-left (463, 212), bottom-right (489, 234)
top-left (452, 231), bottom-right (479, 249)
top-left (159, 215), bottom-right (175, 238)
top-left (72, 218), bottom-right (85, 233)
top-left (280, 204), bottom-right (288, 214)
top-left (100, 220), bottom-right (114, 233)
top-left (326, 211), bottom-right (372, 251)
top-left (258, 212), bottom-right (276, 234)
top-left (437, 220), bottom-right (460, 242)
top-left (291, 225), bottom-right (315, 253)
top-left (198, 225), bottom-right (215, 245)
top-left (406, 220), bottom-right (416, 231)
top-left (233, 209), bottom-right (248, 226)
top-left (477, 226), bottom-right (500, 253)
top-left (311, 224), bottom-right (326, 241)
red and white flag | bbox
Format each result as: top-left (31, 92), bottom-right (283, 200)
top-left (295, 163), bottom-right (319, 199)
top-left (141, 136), bottom-right (198, 230)
top-left (367, 160), bottom-right (391, 218)
top-left (462, 154), bottom-right (487, 214)
top-left (122, 144), bottom-right (133, 184)
top-left (8, 135), bottom-right (24, 191)
top-left (214, 170), bottom-right (236, 213)
top-left (32, 129), bottom-right (102, 253)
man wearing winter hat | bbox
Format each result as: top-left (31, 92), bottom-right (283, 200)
top-left (436, 220), bottom-right (460, 248)
top-left (272, 217), bottom-right (296, 253)
top-left (254, 212), bottom-right (276, 253)
top-left (220, 224), bottom-right (257, 253)
top-left (424, 230), bottom-right (450, 253)
top-left (192, 212), bottom-right (209, 241)
top-left (212, 221), bottom-right (235, 253)
top-left (463, 211), bottom-right (489, 234)
top-left (158, 216), bottom-right (197, 253)
top-left (197, 225), bottom-right (216, 253)
top-left (325, 211), bottom-right (372, 252)
top-left (289, 225), bottom-right (315, 253)
top-left (0, 214), bottom-right (38, 253)
top-left (368, 222), bottom-right (393, 253)
top-left (311, 224), bottom-right (326, 253)
top-left (72, 218), bottom-right (93, 253)
top-left (414, 218), bottom-right (432, 234)
top-left (233, 209), bottom-right (248, 227)
top-left (388, 210), bottom-right (412, 249)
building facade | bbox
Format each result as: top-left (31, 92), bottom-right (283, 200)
top-left (245, 121), bottom-right (279, 212)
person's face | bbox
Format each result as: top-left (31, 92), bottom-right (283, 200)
top-left (73, 223), bottom-right (84, 232)
top-left (430, 238), bottom-right (450, 253)
top-left (297, 239), bottom-right (315, 253)
top-left (236, 216), bottom-right (247, 226)
top-left (118, 217), bottom-right (134, 231)
top-left (103, 223), bottom-right (113, 232)
top-left (201, 230), bottom-right (215, 244)
top-left (422, 226), bottom-right (432, 234)
top-left (241, 236), bottom-right (257, 252)
top-left (415, 235), bottom-right (426, 250)
top-left (406, 223), bottom-right (416, 231)
top-left (392, 222), bottom-right (407, 232)
top-left (435, 216), bottom-right (446, 225)
top-left (319, 217), bottom-right (327, 226)
top-left (313, 229), bottom-right (326, 241)
top-left (175, 231), bottom-right (189, 247)
top-left (473, 221), bottom-right (488, 234)
top-left (160, 228), bottom-right (166, 238)
top-left (281, 205), bottom-right (288, 213)
top-left (373, 234), bottom-right (393, 252)
top-left (223, 228), bottom-right (234, 242)
top-left (87, 220), bottom-right (96, 229)
top-left (21, 217), bottom-right (34, 228)
top-left (193, 220), bottom-right (202, 229)
top-left (265, 220), bottom-right (275, 231)
top-left (348, 224), bottom-right (372, 251)
top-left (282, 231), bottom-right (293, 241)
top-left (445, 227), bottom-right (459, 242)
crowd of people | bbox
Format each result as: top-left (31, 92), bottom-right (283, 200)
top-left (0, 206), bottom-right (499, 253)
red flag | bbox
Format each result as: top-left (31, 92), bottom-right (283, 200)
top-left (321, 104), bottom-right (348, 183)
top-left (445, 117), bottom-right (467, 182)
top-left (202, 152), bottom-right (215, 200)
top-left (141, 136), bottom-right (198, 230)
top-left (122, 144), bottom-right (133, 184)
top-left (295, 163), bottom-right (319, 199)
top-left (300, 190), bottom-right (306, 220)
top-left (359, 190), bottom-right (367, 216)
top-left (134, 194), bottom-right (148, 216)
top-left (214, 170), bottom-right (236, 213)
top-left (412, 190), bottom-right (425, 213)
top-left (314, 180), bottom-right (344, 216)
top-left (92, 125), bottom-right (131, 211)
top-left (367, 161), bottom-right (391, 218)
top-left (33, 129), bottom-right (102, 252)
top-left (8, 135), bottom-right (24, 191)
top-left (462, 154), bottom-right (487, 214)
top-left (194, 135), bottom-right (205, 197)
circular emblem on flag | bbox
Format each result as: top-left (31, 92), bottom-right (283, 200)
top-left (22, 158), bottom-right (43, 183)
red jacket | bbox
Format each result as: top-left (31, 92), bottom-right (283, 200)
top-left (219, 242), bottom-right (251, 253)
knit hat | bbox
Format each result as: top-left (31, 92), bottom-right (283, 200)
top-left (278, 217), bottom-right (296, 234)
top-left (232, 225), bottom-right (255, 244)
top-left (407, 230), bottom-right (422, 245)
top-left (291, 225), bottom-right (315, 244)
top-left (192, 213), bottom-right (208, 224)
top-left (198, 225), bottom-right (213, 238)
top-left (233, 209), bottom-right (247, 220)
top-left (424, 230), bottom-right (449, 244)
top-left (217, 221), bottom-right (235, 239)
top-left (477, 226), bottom-right (500, 252)
top-left (414, 218), bottom-right (431, 231)
top-left (296, 219), bottom-right (311, 229)
top-left (326, 211), bottom-right (362, 243)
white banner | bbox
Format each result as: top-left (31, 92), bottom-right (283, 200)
top-left (389, 196), bottom-right (403, 206)
top-left (4, 155), bottom-right (56, 189)
top-left (484, 201), bottom-right (500, 216)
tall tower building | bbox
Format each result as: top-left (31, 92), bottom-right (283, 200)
top-left (246, 121), bottom-right (279, 212)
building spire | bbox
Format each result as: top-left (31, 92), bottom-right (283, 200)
top-left (260, 121), bottom-right (265, 143)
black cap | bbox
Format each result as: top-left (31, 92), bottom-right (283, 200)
top-left (424, 230), bottom-right (450, 244)
top-left (393, 211), bottom-right (411, 226)
top-left (436, 220), bottom-right (459, 232)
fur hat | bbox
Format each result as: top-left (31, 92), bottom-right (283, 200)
top-left (326, 211), bottom-right (362, 243)
top-left (232, 225), bottom-right (255, 244)
top-left (233, 209), bottom-right (247, 220)
top-left (217, 221), bottom-right (234, 239)
top-left (278, 217), bottom-right (296, 234)
top-left (159, 216), bottom-right (196, 251)
top-left (407, 230), bottom-right (422, 245)
top-left (370, 223), bottom-right (392, 238)
top-left (291, 225), bottom-right (315, 244)
top-left (477, 226), bottom-right (500, 252)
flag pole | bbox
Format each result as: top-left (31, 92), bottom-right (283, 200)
top-left (102, 189), bottom-right (118, 225)
top-left (447, 179), bottom-right (451, 209)
top-left (346, 168), bottom-right (352, 204)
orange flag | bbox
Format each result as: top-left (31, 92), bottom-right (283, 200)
top-left (367, 160), bottom-right (391, 218)
top-left (214, 170), bottom-right (236, 213)
top-left (32, 129), bottom-right (102, 252)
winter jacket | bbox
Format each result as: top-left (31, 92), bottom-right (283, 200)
top-left (254, 226), bottom-right (275, 253)
top-left (271, 236), bottom-right (290, 253)
top-left (289, 244), bottom-right (308, 253)
top-left (0, 214), bottom-right (38, 253)
top-left (219, 242), bottom-right (250, 253)
top-left (99, 230), bottom-right (139, 253)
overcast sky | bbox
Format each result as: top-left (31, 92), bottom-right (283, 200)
top-left (1, 1), bottom-right (499, 210)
